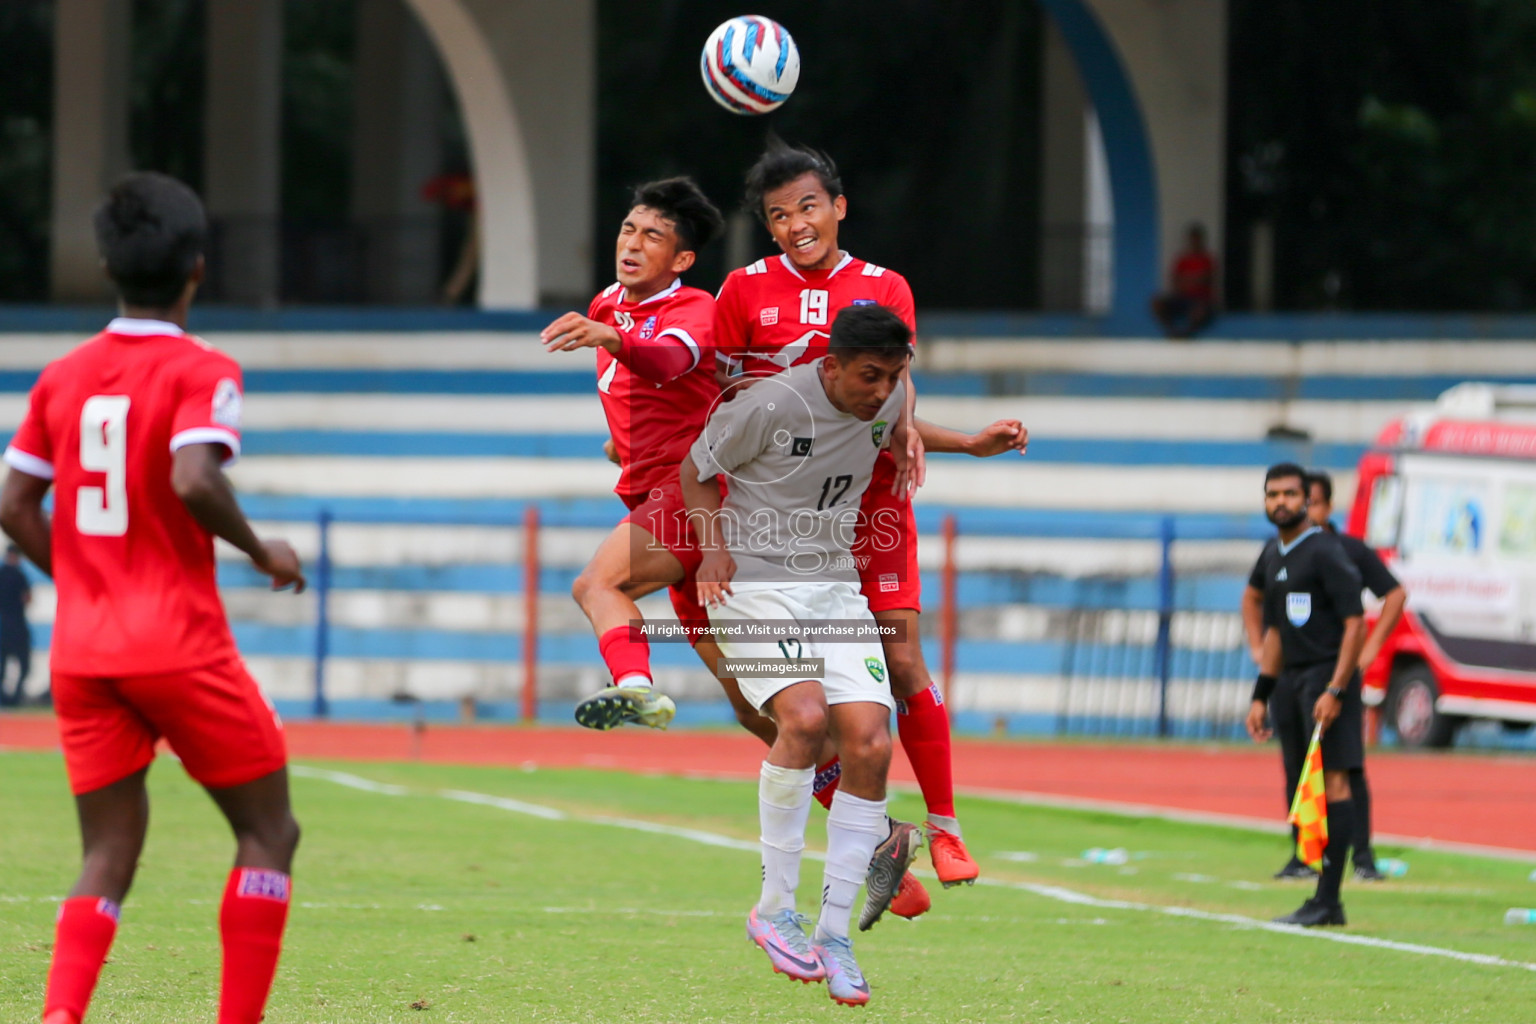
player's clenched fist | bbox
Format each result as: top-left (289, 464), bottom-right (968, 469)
top-left (540, 312), bottom-right (622, 354)
top-left (254, 539), bottom-right (306, 593)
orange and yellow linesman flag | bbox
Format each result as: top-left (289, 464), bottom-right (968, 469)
top-left (1287, 724), bottom-right (1328, 870)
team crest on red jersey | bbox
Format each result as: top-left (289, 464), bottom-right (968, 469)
top-left (639, 315), bottom-right (657, 340)
top-left (759, 307), bottom-right (779, 326)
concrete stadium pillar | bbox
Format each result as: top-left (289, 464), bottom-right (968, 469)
top-left (352, 0), bottom-right (446, 304)
top-left (1038, 0), bottom-right (1227, 329)
top-left (49, 0), bottom-right (132, 302)
top-left (204, 0), bottom-right (283, 306)
top-left (1037, 17), bottom-right (1088, 312)
top-left (402, 0), bottom-right (594, 308)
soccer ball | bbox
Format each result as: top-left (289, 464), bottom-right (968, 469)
top-left (700, 16), bottom-right (800, 115)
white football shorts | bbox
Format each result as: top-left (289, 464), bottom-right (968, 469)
top-left (707, 580), bottom-right (894, 712)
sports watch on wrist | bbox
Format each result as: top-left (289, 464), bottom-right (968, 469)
top-left (1325, 685), bottom-right (1346, 699)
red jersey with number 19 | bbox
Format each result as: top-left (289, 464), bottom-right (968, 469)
top-left (4, 318), bottom-right (242, 676)
top-left (713, 252), bottom-right (916, 379)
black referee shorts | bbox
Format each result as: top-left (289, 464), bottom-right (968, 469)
top-left (1275, 662), bottom-right (1363, 772)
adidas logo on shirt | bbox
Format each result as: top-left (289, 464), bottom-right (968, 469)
top-left (1276, 567), bottom-right (1288, 581)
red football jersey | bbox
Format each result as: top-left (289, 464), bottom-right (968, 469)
top-left (588, 279), bottom-right (719, 498)
top-left (5, 318), bottom-right (243, 676)
top-left (713, 252), bottom-right (917, 379)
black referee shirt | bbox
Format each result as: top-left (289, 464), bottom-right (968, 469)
top-left (1248, 527), bottom-right (1364, 669)
top-left (1332, 527), bottom-right (1401, 599)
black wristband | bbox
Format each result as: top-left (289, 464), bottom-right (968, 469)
top-left (1251, 673), bottom-right (1278, 703)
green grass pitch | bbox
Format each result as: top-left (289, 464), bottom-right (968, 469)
top-left (2, 749), bottom-right (1533, 1022)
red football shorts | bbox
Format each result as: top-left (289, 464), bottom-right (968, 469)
top-left (622, 479), bottom-right (710, 645)
top-left (855, 463), bottom-right (921, 614)
top-left (52, 657), bottom-right (288, 796)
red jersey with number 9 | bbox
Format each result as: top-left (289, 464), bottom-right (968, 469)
top-left (4, 319), bottom-right (242, 676)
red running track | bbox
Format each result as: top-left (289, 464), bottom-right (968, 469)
top-left (4, 714), bottom-right (1534, 855)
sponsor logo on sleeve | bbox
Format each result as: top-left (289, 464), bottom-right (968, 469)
top-left (1286, 592), bottom-right (1312, 626)
top-left (212, 378), bottom-right (242, 429)
top-left (879, 573), bottom-right (899, 593)
top-left (760, 307), bottom-right (779, 326)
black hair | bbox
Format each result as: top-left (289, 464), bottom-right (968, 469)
top-left (743, 140), bottom-right (844, 224)
top-left (1264, 462), bottom-right (1308, 489)
top-left (93, 172), bottom-right (207, 307)
top-left (1305, 469), bottom-right (1334, 504)
top-left (630, 176), bottom-right (724, 254)
top-left (829, 305), bottom-right (912, 363)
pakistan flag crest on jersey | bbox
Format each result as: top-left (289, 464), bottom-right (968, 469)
top-left (870, 420), bottom-right (888, 447)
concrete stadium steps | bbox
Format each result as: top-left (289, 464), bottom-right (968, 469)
top-left (0, 392), bottom-right (1410, 443)
top-left (219, 455), bottom-right (1340, 514)
top-left (13, 330), bottom-right (1503, 723)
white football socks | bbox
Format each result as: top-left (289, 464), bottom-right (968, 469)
top-left (614, 673), bottom-right (651, 690)
top-left (818, 790), bottom-right (888, 941)
top-left (757, 761), bottom-right (814, 915)
top-left (927, 814), bottom-right (962, 838)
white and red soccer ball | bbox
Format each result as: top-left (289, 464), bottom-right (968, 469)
top-left (700, 16), bottom-right (800, 115)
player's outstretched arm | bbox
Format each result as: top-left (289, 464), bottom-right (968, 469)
top-left (540, 312), bottom-right (621, 354)
top-left (914, 418), bottom-right (1028, 457)
top-left (0, 469), bottom-right (54, 576)
top-left (171, 444), bottom-right (306, 593)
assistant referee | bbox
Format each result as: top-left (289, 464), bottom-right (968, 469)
top-left (1244, 463), bottom-right (1366, 927)
top-left (1241, 470), bottom-right (1406, 882)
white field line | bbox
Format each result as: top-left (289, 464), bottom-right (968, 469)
top-left (959, 785), bottom-right (1536, 864)
top-left (290, 765), bottom-right (1536, 974)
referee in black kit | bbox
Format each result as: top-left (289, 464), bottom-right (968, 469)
top-left (1244, 463), bottom-right (1367, 927)
top-left (1242, 470), bottom-right (1406, 882)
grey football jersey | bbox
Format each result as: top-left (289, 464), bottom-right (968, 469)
top-left (690, 360), bottom-right (904, 584)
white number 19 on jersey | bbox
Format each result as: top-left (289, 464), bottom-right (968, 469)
top-left (78, 395), bottom-right (130, 536)
top-left (799, 288), bottom-right (829, 325)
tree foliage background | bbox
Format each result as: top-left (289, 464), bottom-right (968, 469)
top-left (3, 0), bottom-right (1536, 311)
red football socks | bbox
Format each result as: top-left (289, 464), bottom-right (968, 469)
top-left (43, 896), bottom-right (120, 1024)
top-left (896, 682), bottom-right (957, 818)
top-left (812, 757), bottom-right (842, 809)
top-left (598, 625), bottom-right (653, 687)
top-left (218, 868), bottom-right (291, 1024)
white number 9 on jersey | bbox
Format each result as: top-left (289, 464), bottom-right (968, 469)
top-left (78, 395), bottom-right (130, 536)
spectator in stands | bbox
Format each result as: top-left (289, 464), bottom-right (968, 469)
top-left (1151, 224), bottom-right (1217, 339)
top-left (0, 544), bottom-right (32, 706)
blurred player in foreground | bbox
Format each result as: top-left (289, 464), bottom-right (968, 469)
top-left (681, 304), bottom-right (914, 1007)
top-left (1245, 463), bottom-right (1365, 926)
top-left (1, 173), bottom-right (305, 1024)
top-left (711, 142), bottom-right (1028, 909)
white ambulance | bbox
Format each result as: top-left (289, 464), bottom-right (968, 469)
top-left (1345, 384), bottom-right (1536, 747)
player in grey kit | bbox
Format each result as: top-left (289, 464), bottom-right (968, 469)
top-left (679, 304), bottom-right (912, 1007)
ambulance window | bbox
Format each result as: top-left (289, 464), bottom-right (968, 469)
top-left (1499, 482), bottom-right (1536, 558)
top-left (1364, 475), bottom-right (1403, 549)
top-left (1401, 477), bottom-right (1487, 557)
